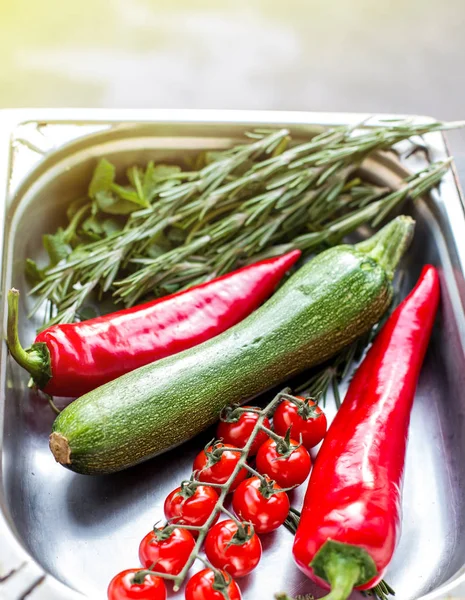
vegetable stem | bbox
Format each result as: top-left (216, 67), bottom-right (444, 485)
top-left (6, 289), bottom-right (50, 387)
top-left (259, 423), bottom-right (285, 443)
top-left (321, 555), bottom-right (361, 600)
top-left (283, 508), bottom-right (394, 600)
top-left (64, 203), bottom-right (90, 243)
top-left (356, 215), bottom-right (415, 278)
top-left (167, 386), bottom-right (293, 591)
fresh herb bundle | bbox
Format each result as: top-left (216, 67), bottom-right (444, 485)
top-left (28, 119), bottom-right (457, 327)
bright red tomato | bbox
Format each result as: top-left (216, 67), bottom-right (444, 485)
top-left (107, 568), bottom-right (166, 600)
top-left (185, 569), bottom-right (242, 600)
top-left (273, 397), bottom-right (327, 449)
top-left (232, 476), bottom-right (290, 534)
top-left (205, 519), bottom-right (262, 578)
top-left (217, 406), bottom-right (270, 455)
top-left (164, 485), bottom-right (219, 532)
top-left (255, 437), bottom-right (311, 488)
top-left (138, 526), bottom-right (195, 575)
top-left (193, 443), bottom-right (248, 491)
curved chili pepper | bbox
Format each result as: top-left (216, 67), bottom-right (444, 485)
top-left (293, 265), bottom-right (440, 600)
top-left (7, 250), bottom-right (300, 398)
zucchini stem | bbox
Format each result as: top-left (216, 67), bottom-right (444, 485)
top-left (356, 216), bottom-right (415, 279)
top-left (49, 433), bottom-right (71, 465)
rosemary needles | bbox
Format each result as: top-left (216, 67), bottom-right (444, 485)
top-left (28, 119), bottom-right (455, 326)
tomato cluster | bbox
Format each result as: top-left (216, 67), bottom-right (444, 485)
top-left (107, 395), bottom-right (327, 600)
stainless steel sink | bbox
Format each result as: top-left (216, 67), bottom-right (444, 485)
top-left (1, 110), bottom-right (465, 600)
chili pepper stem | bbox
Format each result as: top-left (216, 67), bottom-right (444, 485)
top-left (355, 216), bottom-right (415, 279)
top-left (6, 289), bottom-right (51, 387)
top-left (310, 540), bottom-right (377, 600)
top-left (46, 394), bottom-right (61, 415)
top-left (320, 555), bottom-right (361, 600)
top-left (283, 507), bottom-right (394, 600)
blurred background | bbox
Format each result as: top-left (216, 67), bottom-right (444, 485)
top-left (1, 0), bottom-right (465, 161)
top-left (1, 0), bottom-right (465, 116)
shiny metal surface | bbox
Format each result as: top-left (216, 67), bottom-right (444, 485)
top-left (1, 110), bottom-right (465, 600)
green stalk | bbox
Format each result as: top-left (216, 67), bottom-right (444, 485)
top-left (281, 505), bottom-right (395, 600)
top-left (356, 215), bottom-right (415, 279)
top-left (6, 289), bottom-right (51, 387)
top-left (63, 203), bottom-right (90, 243)
top-left (320, 557), bottom-right (361, 600)
top-left (311, 540), bottom-right (378, 600)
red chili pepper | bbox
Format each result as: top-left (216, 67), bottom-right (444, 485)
top-left (7, 250), bottom-right (300, 398)
top-left (292, 265), bottom-right (440, 600)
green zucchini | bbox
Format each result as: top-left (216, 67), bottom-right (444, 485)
top-left (49, 216), bottom-right (414, 475)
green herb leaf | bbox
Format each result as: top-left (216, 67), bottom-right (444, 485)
top-left (79, 230), bottom-right (103, 242)
top-left (88, 158), bottom-right (115, 199)
top-left (130, 166), bottom-right (148, 205)
top-left (142, 161), bottom-right (156, 196)
top-left (102, 217), bottom-right (124, 237)
top-left (66, 196), bottom-right (89, 222)
top-left (42, 230), bottom-right (72, 265)
top-left (145, 244), bottom-right (169, 259)
top-left (25, 258), bottom-right (44, 285)
top-left (95, 190), bottom-right (141, 215)
top-left (152, 164), bottom-right (182, 179)
top-left (82, 215), bottom-right (104, 235)
top-left (110, 183), bottom-right (149, 208)
top-left (204, 151), bottom-right (226, 165)
top-left (143, 163), bottom-right (183, 202)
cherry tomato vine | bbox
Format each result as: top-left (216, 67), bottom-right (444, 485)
top-left (109, 387), bottom-right (394, 600)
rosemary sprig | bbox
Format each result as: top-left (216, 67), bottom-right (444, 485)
top-left (275, 583), bottom-right (394, 600)
top-left (363, 580), bottom-right (396, 600)
top-left (29, 119), bottom-right (457, 326)
top-left (275, 595), bottom-right (315, 600)
top-left (114, 159), bottom-right (449, 306)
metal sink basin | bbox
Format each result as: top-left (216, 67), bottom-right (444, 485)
top-left (0, 110), bottom-right (465, 600)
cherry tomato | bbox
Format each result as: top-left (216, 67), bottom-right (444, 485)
top-left (193, 443), bottom-right (247, 491)
top-left (273, 397), bottom-right (327, 449)
top-left (139, 526), bottom-right (195, 575)
top-left (255, 437), bottom-right (311, 488)
top-left (185, 568), bottom-right (242, 600)
top-left (217, 406), bottom-right (271, 455)
top-left (107, 568), bottom-right (166, 600)
top-left (164, 484), bottom-right (219, 532)
top-left (232, 476), bottom-right (290, 534)
top-left (205, 519), bottom-right (262, 578)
